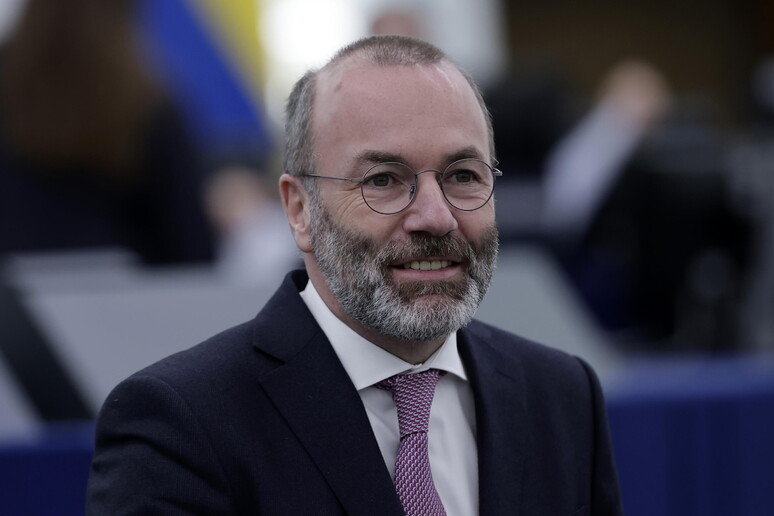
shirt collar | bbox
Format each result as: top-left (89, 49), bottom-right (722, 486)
top-left (300, 278), bottom-right (468, 391)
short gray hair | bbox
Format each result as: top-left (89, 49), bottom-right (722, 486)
top-left (283, 35), bottom-right (494, 191)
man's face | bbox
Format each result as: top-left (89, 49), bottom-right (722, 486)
top-left (307, 59), bottom-right (498, 342)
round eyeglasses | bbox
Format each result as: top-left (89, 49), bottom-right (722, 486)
top-left (304, 158), bottom-right (502, 215)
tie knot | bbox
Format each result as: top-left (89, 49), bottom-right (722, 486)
top-left (377, 369), bottom-right (442, 437)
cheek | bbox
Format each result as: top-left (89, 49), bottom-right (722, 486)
top-left (455, 207), bottom-right (495, 240)
top-left (326, 192), bottom-right (399, 242)
top-left (325, 186), bottom-right (368, 219)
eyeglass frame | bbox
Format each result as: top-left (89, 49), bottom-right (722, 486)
top-left (303, 158), bottom-right (502, 215)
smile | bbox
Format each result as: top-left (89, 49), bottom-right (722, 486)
top-left (400, 260), bottom-right (453, 271)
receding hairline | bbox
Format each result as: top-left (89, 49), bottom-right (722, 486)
top-left (328, 34), bottom-right (446, 68)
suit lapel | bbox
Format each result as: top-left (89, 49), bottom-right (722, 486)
top-left (252, 272), bottom-right (404, 516)
top-left (459, 324), bottom-right (527, 515)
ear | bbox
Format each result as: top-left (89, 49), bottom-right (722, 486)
top-left (279, 174), bottom-right (313, 253)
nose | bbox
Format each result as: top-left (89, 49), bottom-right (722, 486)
top-left (401, 172), bottom-right (458, 236)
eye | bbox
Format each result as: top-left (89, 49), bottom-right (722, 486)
top-left (444, 168), bottom-right (483, 186)
top-left (451, 169), bottom-right (475, 183)
top-left (365, 172), bottom-right (396, 188)
top-left (363, 163), bottom-right (413, 189)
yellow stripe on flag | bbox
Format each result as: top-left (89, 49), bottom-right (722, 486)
top-left (186, 0), bottom-right (266, 109)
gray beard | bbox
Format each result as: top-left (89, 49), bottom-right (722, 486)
top-left (308, 200), bottom-right (498, 343)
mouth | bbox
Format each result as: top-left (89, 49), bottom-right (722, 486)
top-left (389, 257), bottom-right (462, 276)
top-left (388, 257), bottom-right (467, 300)
top-left (399, 259), bottom-right (454, 271)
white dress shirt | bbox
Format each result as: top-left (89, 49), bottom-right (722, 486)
top-left (300, 280), bottom-right (479, 515)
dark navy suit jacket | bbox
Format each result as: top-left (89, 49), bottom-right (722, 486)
top-left (87, 270), bottom-right (623, 515)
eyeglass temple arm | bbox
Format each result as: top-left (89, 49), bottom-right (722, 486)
top-left (304, 174), bottom-right (364, 183)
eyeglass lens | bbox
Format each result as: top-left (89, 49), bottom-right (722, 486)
top-left (361, 159), bottom-right (495, 214)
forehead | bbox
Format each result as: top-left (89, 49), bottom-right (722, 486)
top-left (312, 58), bottom-right (489, 168)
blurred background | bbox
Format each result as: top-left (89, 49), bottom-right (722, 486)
top-left (0, 0), bottom-right (773, 514)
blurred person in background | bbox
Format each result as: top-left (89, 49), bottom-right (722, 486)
top-left (205, 161), bottom-right (300, 286)
top-left (553, 63), bottom-right (751, 351)
top-left (0, 0), bottom-right (214, 265)
top-left (369, 6), bottom-right (425, 39)
top-left (489, 55), bottom-right (751, 352)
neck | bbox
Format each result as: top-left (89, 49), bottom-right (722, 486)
top-left (356, 325), bottom-right (446, 365)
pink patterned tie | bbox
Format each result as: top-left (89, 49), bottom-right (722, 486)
top-left (377, 369), bottom-right (447, 516)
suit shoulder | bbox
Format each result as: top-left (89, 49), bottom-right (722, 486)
top-left (123, 318), bottom-right (259, 394)
top-left (465, 319), bottom-right (577, 361)
top-left (463, 318), bottom-right (594, 384)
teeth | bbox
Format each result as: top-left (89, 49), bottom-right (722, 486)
top-left (402, 260), bottom-right (452, 271)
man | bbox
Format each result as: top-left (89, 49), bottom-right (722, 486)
top-left (87, 36), bottom-right (623, 515)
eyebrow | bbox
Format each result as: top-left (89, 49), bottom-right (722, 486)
top-left (354, 146), bottom-right (485, 169)
top-left (446, 146), bottom-right (485, 164)
top-left (355, 150), bottom-right (406, 167)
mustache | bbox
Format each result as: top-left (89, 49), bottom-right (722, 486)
top-left (375, 233), bottom-right (475, 266)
